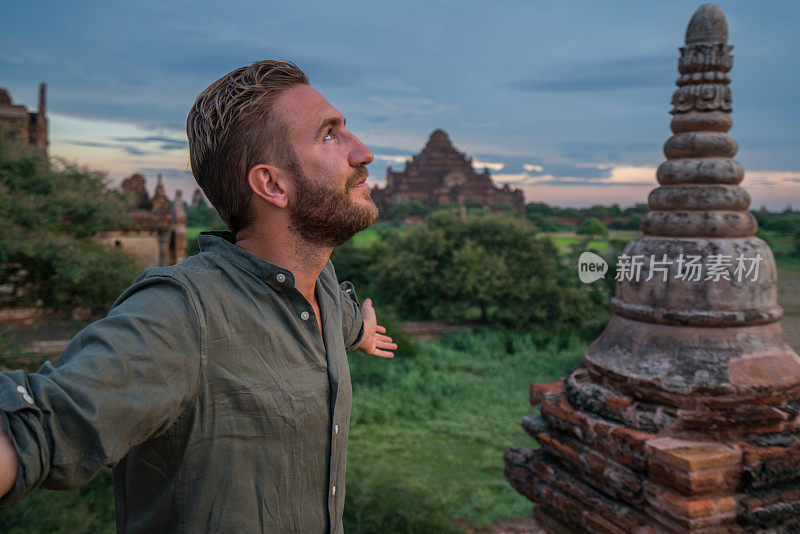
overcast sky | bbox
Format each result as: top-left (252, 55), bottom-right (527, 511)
top-left (2, 0), bottom-right (798, 209)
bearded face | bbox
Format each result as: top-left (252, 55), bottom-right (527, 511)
top-left (288, 161), bottom-right (379, 248)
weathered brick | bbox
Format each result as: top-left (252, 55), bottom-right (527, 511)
top-left (679, 406), bottom-right (791, 432)
top-left (649, 457), bottom-right (739, 495)
top-left (530, 380), bottom-right (564, 405)
top-left (605, 396), bottom-right (634, 411)
top-left (534, 426), bottom-right (645, 505)
top-left (585, 513), bottom-right (627, 534)
top-left (647, 438), bottom-right (741, 471)
top-left (645, 481), bottom-right (739, 523)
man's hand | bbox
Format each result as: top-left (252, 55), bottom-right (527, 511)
top-left (355, 299), bottom-right (397, 358)
top-left (0, 424), bottom-right (19, 499)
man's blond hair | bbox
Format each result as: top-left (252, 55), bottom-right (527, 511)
top-left (187, 60), bottom-right (308, 234)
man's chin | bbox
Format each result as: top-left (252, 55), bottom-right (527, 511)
top-left (356, 200), bottom-right (379, 230)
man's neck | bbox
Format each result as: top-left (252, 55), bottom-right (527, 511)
top-left (235, 227), bottom-right (332, 305)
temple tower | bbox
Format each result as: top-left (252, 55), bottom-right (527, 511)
top-left (170, 190), bottom-right (187, 265)
top-left (506, 4), bottom-right (800, 531)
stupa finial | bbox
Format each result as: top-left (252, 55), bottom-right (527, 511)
top-left (686, 3), bottom-right (728, 45)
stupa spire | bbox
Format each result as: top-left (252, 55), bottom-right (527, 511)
top-left (505, 5), bottom-right (800, 531)
top-left (587, 2), bottom-right (795, 399)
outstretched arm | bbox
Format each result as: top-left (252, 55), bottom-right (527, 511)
top-left (355, 299), bottom-right (397, 358)
top-left (0, 275), bottom-right (201, 505)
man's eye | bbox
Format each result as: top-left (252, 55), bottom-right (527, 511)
top-left (324, 130), bottom-right (336, 140)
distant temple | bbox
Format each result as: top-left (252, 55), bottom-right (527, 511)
top-left (0, 83), bottom-right (48, 158)
top-left (369, 129), bottom-right (524, 215)
top-left (95, 173), bottom-right (187, 269)
top-left (191, 188), bottom-right (206, 207)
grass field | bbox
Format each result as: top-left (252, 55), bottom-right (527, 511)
top-left (344, 328), bottom-right (586, 531)
top-left (541, 230), bottom-right (639, 254)
top-left (769, 234), bottom-right (800, 272)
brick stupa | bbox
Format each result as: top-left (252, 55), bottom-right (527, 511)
top-left (505, 4), bottom-right (800, 532)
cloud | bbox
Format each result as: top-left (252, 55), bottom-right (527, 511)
top-left (746, 172), bottom-right (800, 187)
top-left (61, 132), bottom-right (188, 155)
top-left (495, 164), bottom-right (654, 188)
top-left (506, 52), bottom-right (674, 93)
top-left (62, 139), bottom-right (149, 156)
top-left (472, 160), bottom-right (505, 171)
top-left (113, 135), bottom-right (188, 151)
top-left (523, 164), bottom-right (543, 173)
top-left (472, 154), bottom-right (613, 182)
top-left (138, 167), bottom-right (193, 181)
top-left (374, 154), bottom-right (411, 165)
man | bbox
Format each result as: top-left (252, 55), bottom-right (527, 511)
top-left (0, 60), bottom-right (396, 532)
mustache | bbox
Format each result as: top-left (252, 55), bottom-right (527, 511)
top-left (346, 166), bottom-right (369, 188)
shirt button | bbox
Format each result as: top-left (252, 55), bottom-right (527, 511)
top-left (22, 394), bottom-right (34, 405)
top-left (300, 311), bottom-right (310, 321)
top-left (276, 273), bottom-right (286, 283)
top-left (16, 385), bottom-right (26, 394)
top-left (332, 485), bottom-right (336, 496)
top-left (335, 424), bottom-right (339, 434)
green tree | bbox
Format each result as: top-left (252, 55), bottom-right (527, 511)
top-left (0, 144), bottom-right (140, 313)
top-left (387, 201), bottom-right (430, 222)
top-left (368, 210), bottom-right (602, 330)
top-left (796, 230), bottom-right (800, 256)
top-left (576, 217), bottom-right (609, 240)
top-left (582, 204), bottom-right (608, 220)
top-left (528, 215), bottom-right (568, 232)
top-left (526, 202), bottom-right (556, 218)
top-left (623, 203), bottom-right (650, 217)
top-left (185, 202), bottom-right (225, 228)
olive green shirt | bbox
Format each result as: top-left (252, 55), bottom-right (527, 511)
top-left (0, 231), bottom-right (364, 533)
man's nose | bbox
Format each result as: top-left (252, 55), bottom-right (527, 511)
top-left (348, 133), bottom-right (374, 167)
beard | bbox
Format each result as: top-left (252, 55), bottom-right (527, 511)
top-left (288, 163), bottom-right (379, 248)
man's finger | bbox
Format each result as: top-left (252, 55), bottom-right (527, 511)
top-left (371, 349), bottom-right (394, 358)
top-left (376, 325), bottom-right (386, 334)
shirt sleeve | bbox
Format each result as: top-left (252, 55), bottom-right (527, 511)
top-left (339, 281), bottom-right (364, 352)
top-left (0, 272), bottom-right (203, 505)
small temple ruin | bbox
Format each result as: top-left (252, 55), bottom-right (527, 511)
top-left (0, 83), bottom-right (185, 270)
top-left (369, 129), bottom-right (525, 215)
top-left (0, 83), bottom-right (48, 158)
top-left (95, 173), bottom-right (187, 269)
top-left (505, 4), bottom-right (800, 532)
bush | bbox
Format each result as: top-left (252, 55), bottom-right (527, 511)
top-left (361, 211), bottom-right (603, 330)
top-left (344, 469), bottom-right (464, 534)
top-left (385, 201), bottom-right (430, 222)
top-left (756, 229), bottom-right (775, 251)
top-left (576, 217), bottom-right (609, 240)
top-left (0, 144), bottom-right (139, 313)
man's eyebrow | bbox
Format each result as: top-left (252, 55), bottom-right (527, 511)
top-left (316, 116), bottom-right (346, 138)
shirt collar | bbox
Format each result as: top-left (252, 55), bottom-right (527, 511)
top-left (198, 231), bottom-right (295, 288)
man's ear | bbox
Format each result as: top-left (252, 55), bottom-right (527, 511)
top-left (248, 164), bottom-right (289, 209)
